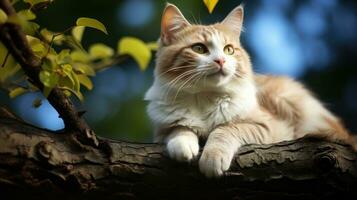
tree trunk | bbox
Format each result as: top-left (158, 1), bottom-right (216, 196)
top-left (0, 109), bottom-right (357, 200)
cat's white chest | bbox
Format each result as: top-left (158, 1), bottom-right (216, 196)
top-left (202, 95), bottom-right (233, 124)
top-left (145, 81), bottom-right (258, 136)
top-left (168, 94), bottom-right (243, 136)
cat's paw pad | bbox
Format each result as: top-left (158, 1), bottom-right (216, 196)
top-left (167, 135), bottom-right (199, 162)
top-left (199, 147), bottom-right (234, 178)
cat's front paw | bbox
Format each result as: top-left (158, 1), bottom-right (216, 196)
top-left (199, 146), bottom-right (234, 178)
top-left (166, 135), bottom-right (199, 162)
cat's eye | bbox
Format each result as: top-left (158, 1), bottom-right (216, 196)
top-left (224, 45), bottom-right (235, 55)
top-left (191, 43), bottom-right (208, 54)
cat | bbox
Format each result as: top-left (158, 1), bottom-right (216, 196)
top-left (144, 3), bottom-right (354, 178)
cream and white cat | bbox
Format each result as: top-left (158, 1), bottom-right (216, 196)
top-left (145, 4), bottom-right (353, 177)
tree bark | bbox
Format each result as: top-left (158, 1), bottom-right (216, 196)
top-left (0, 109), bottom-right (357, 200)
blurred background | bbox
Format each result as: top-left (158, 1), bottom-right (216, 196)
top-left (0, 0), bottom-right (356, 142)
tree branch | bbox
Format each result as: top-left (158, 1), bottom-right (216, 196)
top-left (92, 54), bottom-right (130, 72)
top-left (0, 109), bottom-right (356, 200)
top-left (0, 0), bottom-right (97, 146)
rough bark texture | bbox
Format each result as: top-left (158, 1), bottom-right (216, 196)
top-left (0, 109), bottom-right (357, 200)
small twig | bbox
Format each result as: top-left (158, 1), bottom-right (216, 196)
top-left (30, 0), bottom-right (53, 12)
top-left (45, 34), bottom-right (56, 56)
top-left (1, 51), bottom-right (9, 67)
top-left (45, 25), bottom-right (76, 56)
top-left (92, 54), bottom-right (130, 72)
top-left (53, 26), bottom-right (75, 37)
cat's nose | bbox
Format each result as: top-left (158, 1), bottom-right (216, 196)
top-left (214, 58), bottom-right (226, 68)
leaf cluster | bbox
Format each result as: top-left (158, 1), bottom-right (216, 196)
top-left (0, 0), bottom-right (157, 105)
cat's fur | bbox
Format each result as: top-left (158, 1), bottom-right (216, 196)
top-left (145, 3), bottom-right (354, 177)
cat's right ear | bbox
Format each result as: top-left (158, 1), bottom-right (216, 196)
top-left (161, 3), bottom-right (190, 45)
top-left (222, 5), bottom-right (244, 37)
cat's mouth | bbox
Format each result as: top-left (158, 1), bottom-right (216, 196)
top-left (208, 69), bottom-right (228, 77)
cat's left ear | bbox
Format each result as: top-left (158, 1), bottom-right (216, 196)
top-left (161, 3), bottom-right (190, 45)
top-left (221, 5), bottom-right (244, 36)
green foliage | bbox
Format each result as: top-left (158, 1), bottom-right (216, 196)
top-left (76, 17), bottom-right (108, 35)
top-left (24, 0), bottom-right (51, 6)
top-left (118, 37), bottom-right (152, 71)
top-left (0, 0), bottom-right (157, 105)
top-left (9, 87), bottom-right (26, 98)
top-left (89, 43), bottom-right (114, 59)
top-left (0, 43), bottom-right (20, 82)
top-left (0, 9), bottom-right (8, 23)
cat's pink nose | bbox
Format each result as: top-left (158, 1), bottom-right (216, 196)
top-left (214, 58), bottom-right (226, 68)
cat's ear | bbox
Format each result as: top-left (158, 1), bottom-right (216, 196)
top-left (222, 5), bottom-right (244, 36)
top-left (161, 3), bottom-right (190, 44)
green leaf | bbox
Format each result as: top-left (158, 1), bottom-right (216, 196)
top-left (40, 28), bottom-right (65, 44)
top-left (17, 9), bottom-right (36, 20)
top-left (0, 42), bottom-right (20, 82)
top-left (117, 37), bottom-right (151, 71)
top-left (71, 50), bottom-right (90, 63)
top-left (42, 86), bottom-right (52, 97)
top-left (26, 35), bottom-right (46, 58)
top-left (76, 17), bottom-right (108, 35)
top-left (72, 26), bottom-right (85, 42)
top-left (58, 70), bottom-right (80, 98)
top-left (65, 36), bottom-right (85, 51)
top-left (89, 43), bottom-right (114, 59)
top-left (60, 86), bottom-right (84, 101)
top-left (58, 76), bottom-right (74, 89)
top-left (0, 62), bottom-right (20, 82)
top-left (42, 56), bottom-right (57, 71)
top-left (78, 74), bottom-right (93, 90)
top-left (203, 0), bottom-right (219, 14)
top-left (28, 22), bottom-right (40, 33)
top-left (0, 9), bottom-right (8, 24)
top-left (11, 0), bottom-right (20, 5)
top-left (7, 13), bottom-right (36, 35)
top-left (24, 0), bottom-right (50, 6)
top-left (39, 70), bottom-right (59, 88)
top-left (32, 98), bottom-right (42, 108)
top-left (63, 90), bottom-right (71, 97)
top-left (61, 64), bottom-right (72, 75)
top-left (72, 63), bottom-right (95, 76)
top-left (60, 65), bottom-right (76, 90)
top-left (56, 49), bottom-right (71, 65)
top-left (70, 71), bottom-right (80, 92)
top-left (9, 87), bottom-right (27, 98)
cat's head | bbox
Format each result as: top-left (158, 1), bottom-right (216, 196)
top-left (155, 3), bottom-right (253, 93)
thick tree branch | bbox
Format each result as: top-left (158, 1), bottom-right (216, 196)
top-left (0, 109), bottom-right (356, 200)
top-left (0, 0), bottom-right (97, 146)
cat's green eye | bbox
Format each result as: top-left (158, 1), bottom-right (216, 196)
top-left (224, 45), bottom-right (235, 55)
top-left (191, 43), bottom-right (208, 54)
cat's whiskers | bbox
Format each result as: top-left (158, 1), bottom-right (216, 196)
top-left (203, 73), bottom-right (208, 88)
top-left (157, 65), bottom-right (194, 78)
top-left (172, 72), bottom-right (202, 103)
top-left (164, 69), bottom-right (197, 87)
top-left (163, 65), bottom-right (207, 98)
top-left (174, 69), bottom-right (208, 102)
top-left (170, 67), bottom-right (208, 103)
top-left (234, 71), bottom-right (243, 79)
top-left (162, 69), bottom-right (198, 100)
